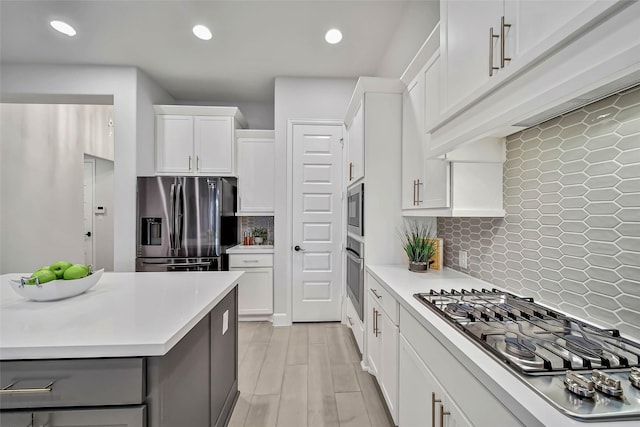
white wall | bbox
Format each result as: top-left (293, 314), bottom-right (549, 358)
top-left (375, 1), bottom-right (440, 78)
top-left (92, 155), bottom-right (115, 271)
top-left (1, 104), bottom-right (85, 273)
top-left (1, 64), bottom-right (173, 271)
top-left (273, 77), bottom-right (357, 325)
top-left (175, 100), bottom-right (274, 129)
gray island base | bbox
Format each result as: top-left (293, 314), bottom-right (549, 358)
top-left (0, 277), bottom-right (239, 427)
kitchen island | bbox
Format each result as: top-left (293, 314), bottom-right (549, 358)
top-left (0, 271), bottom-right (242, 427)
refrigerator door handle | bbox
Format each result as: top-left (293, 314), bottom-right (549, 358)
top-left (169, 183), bottom-right (176, 254)
top-left (175, 182), bottom-right (183, 251)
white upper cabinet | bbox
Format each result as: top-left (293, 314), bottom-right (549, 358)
top-left (431, 0), bottom-right (635, 155)
top-left (346, 100), bottom-right (364, 184)
top-left (156, 115), bottom-right (194, 174)
top-left (154, 105), bottom-right (246, 176)
top-left (236, 130), bottom-right (275, 215)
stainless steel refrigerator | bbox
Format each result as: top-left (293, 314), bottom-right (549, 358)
top-left (135, 176), bottom-right (238, 271)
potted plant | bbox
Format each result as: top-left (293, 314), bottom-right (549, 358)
top-left (399, 220), bottom-right (437, 273)
top-left (252, 227), bottom-right (268, 245)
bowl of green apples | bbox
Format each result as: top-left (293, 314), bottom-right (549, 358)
top-left (8, 261), bottom-right (104, 301)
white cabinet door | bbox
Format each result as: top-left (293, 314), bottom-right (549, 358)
top-left (156, 115), bottom-right (194, 174)
top-left (423, 52), bottom-right (441, 134)
top-left (422, 158), bottom-right (451, 209)
top-left (401, 73), bottom-right (425, 210)
top-left (378, 306), bottom-right (399, 424)
top-left (347, 100), bottom-right (364, 184)
top-left (504, 0), bottom-right (596, 61)
top-left (442, 0), bottom-right (503, 113)
top-left (366, 293), bottom-right (380, 376)
top-left (399, 335), bottom-right (471, 427)
top-left (195, 116), bottom-right (234, 175)
top-left (231, 267), bottom-right (273, 315)
top-left (237, 137), bottom-right (275, 214)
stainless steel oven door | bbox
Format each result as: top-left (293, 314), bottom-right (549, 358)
top-left (345, 248), bottom-right (364, 321)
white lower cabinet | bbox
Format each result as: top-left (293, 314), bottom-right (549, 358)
top-left (366, 292), bottom-right (399, 424)
top-left (345, 296), bottom-right (364, 354)
top-left (399, 306), bottom-right (522, 427)
top-left (229, 254), bottom-right (273, 316)
top-left (399, 335), bottom-right (471, 427)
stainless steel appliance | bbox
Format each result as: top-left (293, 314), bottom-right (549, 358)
top-left (414, 289), bottom-right (640, 421)
top-left (345, 236), bottom-right (364, 321)
top-left (136, 176), bottom-right (238, 271)
top-left (347, 183), bottom-right (364, 236)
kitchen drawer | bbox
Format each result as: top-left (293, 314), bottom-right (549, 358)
top-left (229, 254), bottom-right (273, 268)
top-left (0, 358), bottom-right (145, 410)
top-left (400, 307), bottom-right (521, 426)
top-left (367, 274), bottom-right (398, 325)
top-left (1, 405), bottom-right (146, 427)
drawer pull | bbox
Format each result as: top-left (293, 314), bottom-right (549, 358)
top-left (0, 381), bottom-right (54, 395)
top-left (242, 259), bottom-right (260, 263)
top-left (347, 316), bottom-right (353, 326)
top-left (440, 404), bottom-right (450, 427)
top-left (370, 288), bottom-right (382, 299)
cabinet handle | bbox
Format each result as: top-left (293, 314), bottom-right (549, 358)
top-left (413, 180), bottom-right (417, 206)
top-left (489, 27), bottom-right (499, 77)
top-left (188, 155), bottom-right (192, 171)
top-left (242, 259), bottom-right (260, 263)
top-left (197, 155), bottom-right (200, 171)
top-left (375, 309), bottom-right (381, 337)
top-left (349, 162), bottom-right (354, 181)
top-left (440, 404), bottom-right (450, 427)
top-left (431, 392), bottom-right (442, 427)
top-left (370, 288), bottom-right (382, 299)
top-left (372, 308), bottom-right (377, 335)
top-left (416, 179), bottom-right (423, 205)
top-left (0, 381), bottom-right (53, 395)
top-left (347, 316), bottom-right (353, 326)
top-left (501, 16), bottom-right (512, 68)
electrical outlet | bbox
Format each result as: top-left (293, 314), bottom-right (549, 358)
top-left (459, 251), bottom-right (468, 269)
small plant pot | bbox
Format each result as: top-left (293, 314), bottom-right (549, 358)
top-left (254, 237), bottom-right (264, 245)
top-left (408, 261), bottom-right (429, 273)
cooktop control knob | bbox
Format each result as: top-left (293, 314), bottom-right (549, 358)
top-left (592, 370), bottom-right (624, 397)
top-left (564, 371), bottom-right (595, 398)
top-left (630, 367), bottom-right (640, 389)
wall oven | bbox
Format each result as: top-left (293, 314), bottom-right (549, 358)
top-left (347, 183), bottom-right (364, 236)
top-left (345, 236), bottom-right (364, 321)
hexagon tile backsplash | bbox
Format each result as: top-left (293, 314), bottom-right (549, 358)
top-left (438, 85), bottom-right (640, 340)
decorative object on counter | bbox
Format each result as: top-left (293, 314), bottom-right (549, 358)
top-left (428, 238), bottom-right (443, 270)
top-left (399, 220), bottom-right (438, 273)
top-left (8, 268), bottom-right (104, 301)
top-left (251, 226), bottom-right (268, 245)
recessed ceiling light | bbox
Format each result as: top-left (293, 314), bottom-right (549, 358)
top-left (193, 25), bottom-right (212, 41)
top-left (325, 29), bottom-right (342, 44)
top-left (50, 20), bottom-right (76, 37)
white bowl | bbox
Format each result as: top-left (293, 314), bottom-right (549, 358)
top-left (8, 269), bottom-right (104, 301)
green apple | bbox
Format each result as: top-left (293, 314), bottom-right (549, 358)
top-left (50, 261), bottom-right (72, 279)
top-left (63, 264), bottom-right (89, 280)
top-left (28, 269), bottom-right (56, 285)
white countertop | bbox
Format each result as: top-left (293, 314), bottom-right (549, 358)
top-left (226, 244), bottom-right (274, 254)
top-left (0, 271), bottom-right (242, 360)
top-left (366, 265), bottom-right (635, 427)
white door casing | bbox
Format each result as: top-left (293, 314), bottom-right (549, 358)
top-left (291, 123), bottom-right (343, 322)
top-left (83, 160), bottom-right (95, 267)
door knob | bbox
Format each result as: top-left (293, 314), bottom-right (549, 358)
top-left (85, 231), bottom-right (92, 237)
top-left (294, 245), bottom-right (305, 252)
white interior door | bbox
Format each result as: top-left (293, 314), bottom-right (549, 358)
top-left (83, 160), bottom-right (95, 266)
top-left (292, 123), bottom-right (343, 321)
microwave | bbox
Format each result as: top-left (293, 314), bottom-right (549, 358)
top-left (347, 183), bottom-right (364, 236)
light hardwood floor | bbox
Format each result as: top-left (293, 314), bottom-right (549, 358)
top-left (229, 322), bottom-right (395, 427)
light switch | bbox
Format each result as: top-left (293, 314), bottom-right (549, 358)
top-left (222, 310), bottom-right (229, 335)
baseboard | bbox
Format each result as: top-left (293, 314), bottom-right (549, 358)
top-left (239, 314), bottom-right (273, 322)
top-left (272, 312), bottom-right (291, 327)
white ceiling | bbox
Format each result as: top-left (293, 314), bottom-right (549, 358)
top-left (0, 1), bottom-right (436, 103)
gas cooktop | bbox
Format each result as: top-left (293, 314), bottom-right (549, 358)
top-left (414, 288), bottom-right (640, 421)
